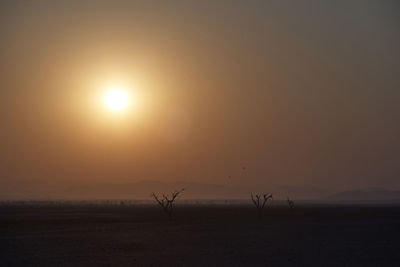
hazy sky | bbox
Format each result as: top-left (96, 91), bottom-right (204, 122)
top-left (1, 0), bottom-right (400, 197)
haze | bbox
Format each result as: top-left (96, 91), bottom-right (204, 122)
top-left (1, 0), bottom-right (399, 199)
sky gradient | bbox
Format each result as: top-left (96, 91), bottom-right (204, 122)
top-left (1, 1), bottom-right (400, 198)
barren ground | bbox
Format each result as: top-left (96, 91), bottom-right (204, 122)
top-left (1, 204), bottom-right (400, 266)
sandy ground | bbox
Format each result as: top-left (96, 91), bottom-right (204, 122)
top-left (1, 204), bottom-right (400, 266)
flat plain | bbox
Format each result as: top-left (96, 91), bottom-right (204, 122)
top-left (1, 204), bottom-right (400, 266)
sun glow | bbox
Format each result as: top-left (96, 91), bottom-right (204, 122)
top-left (96, 79), bottom-right (145, 120)
top-left (105, 89), bottom-right (128, 111)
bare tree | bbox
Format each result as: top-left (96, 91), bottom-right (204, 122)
top-left (287, 196), bottom-right (295, 213)
top-left (152, 188), bottom-right (184, 220)
top-left (251, 193), bottom-right (273, 220)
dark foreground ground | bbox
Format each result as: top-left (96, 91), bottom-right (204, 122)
top-left (1, 204), bottom-right (400, 266)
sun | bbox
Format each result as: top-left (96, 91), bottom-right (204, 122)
top-left (105, 89), bottom-right (128, 111)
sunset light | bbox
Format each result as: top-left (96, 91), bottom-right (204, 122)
top-left (2, 1), bottom-right (400, 265)
top-left (104, 89), bottom-right (128, 111)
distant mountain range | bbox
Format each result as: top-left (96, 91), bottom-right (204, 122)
top-left (61, 180), bottom-right (334, 200)
top-left (2, 180), bottom-right (400, 202)
top-left (327, 189), bottom-right (400, 202)
top-left (63, 181), bottom-right (400, 202)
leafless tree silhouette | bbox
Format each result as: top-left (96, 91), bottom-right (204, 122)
top-left (152, 188), bottom-right (184, 220)
top-left (251, 193), bottom-right (273, 220)
top-left (287, 196), bottom-right (295, 213)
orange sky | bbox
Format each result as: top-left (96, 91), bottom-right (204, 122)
top-left (1, 1), bottom-right (400, 198)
